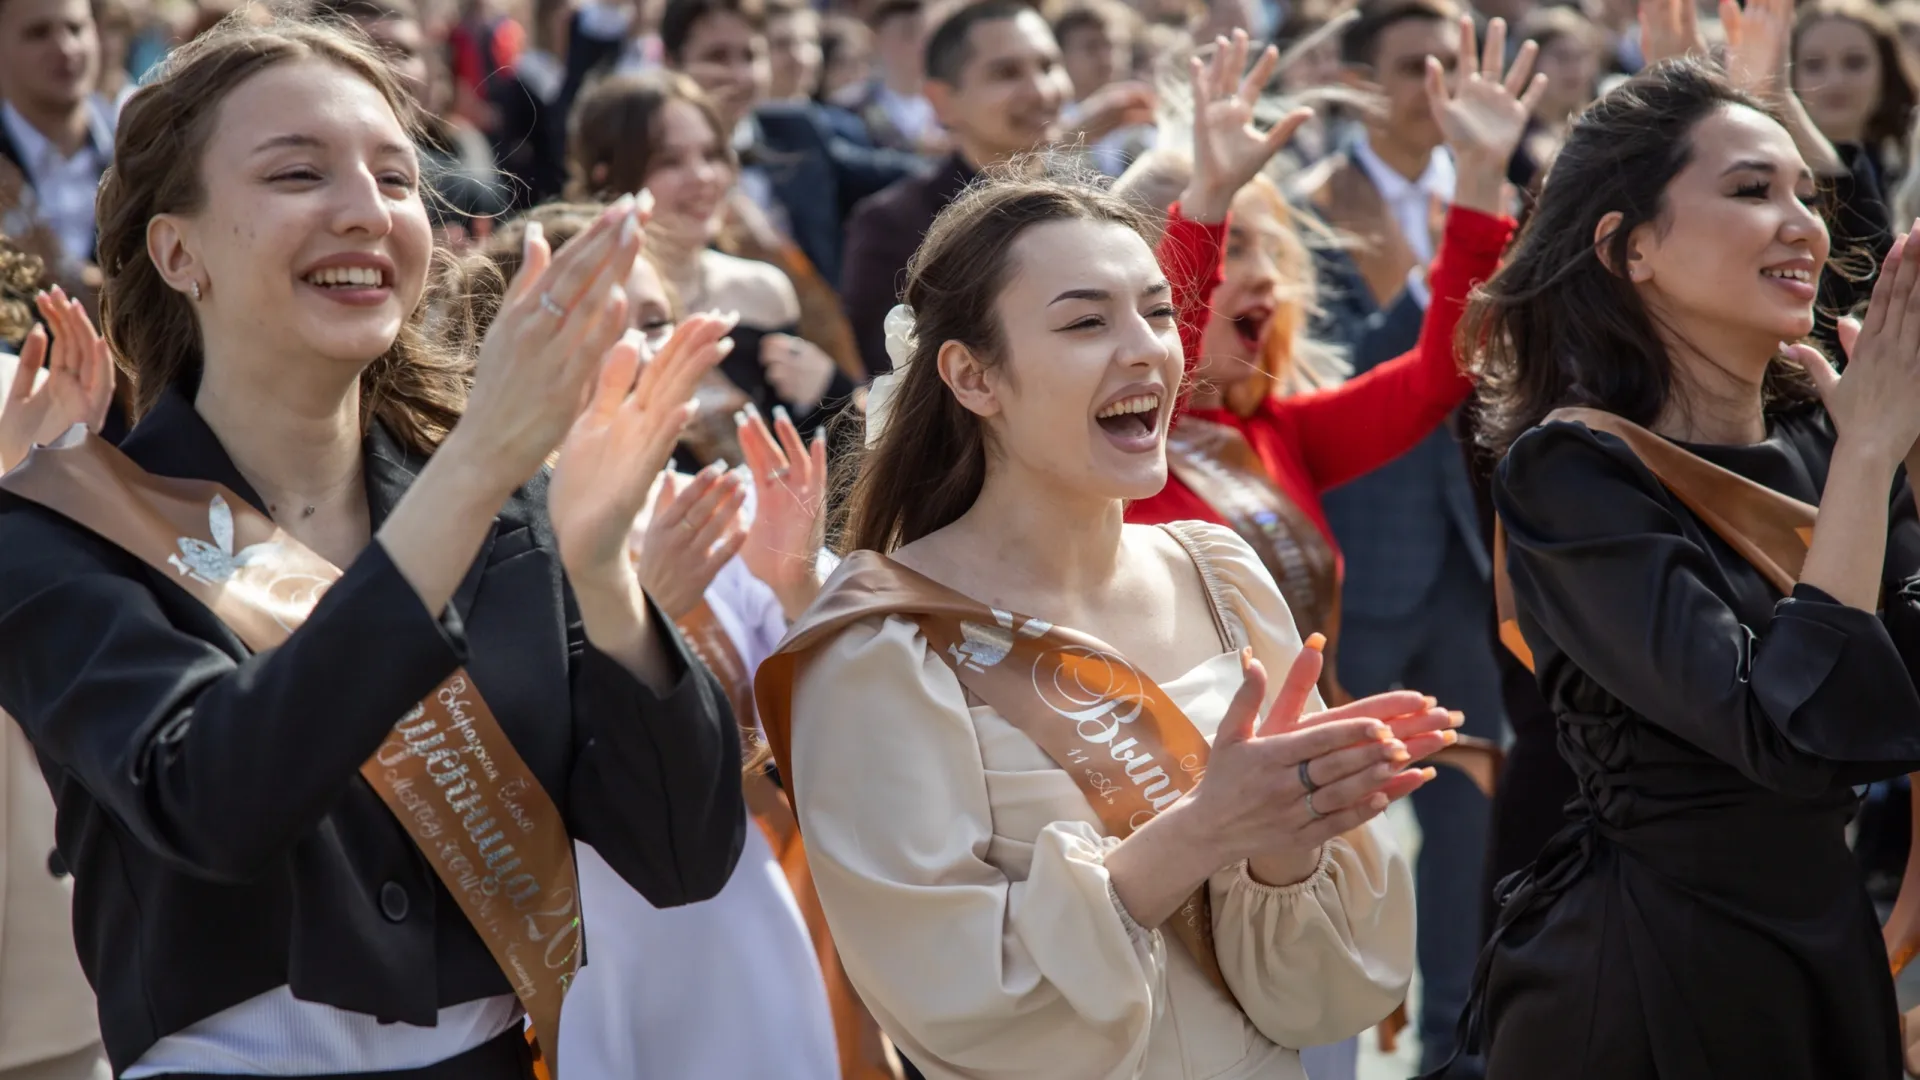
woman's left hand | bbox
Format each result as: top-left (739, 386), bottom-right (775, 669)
top-left (761, 333), bottom-right (837, 412)
top-left (1180, 29), bottom-right (1314, 223)
top-left (550, 313), bottom-right (737, 586)
top-left (1426, 16), bottom-right (1545, 216)
top-left (737, 403), bottom-right (828, 619)
top-left (1720, 0), bottom-right (1793, 97)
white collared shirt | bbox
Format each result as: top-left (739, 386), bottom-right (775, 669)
top-left (1350, 134), bottom-right (1455, 267)
top-left (0, 102), bottom-right (110, 266)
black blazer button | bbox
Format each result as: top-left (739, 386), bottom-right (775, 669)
top-left (47, 848), bottom-right (67, 879)
top-left (379, 881), bottom-right (409, 922)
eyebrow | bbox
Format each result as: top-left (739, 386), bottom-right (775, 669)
top-left (1722, 158), bottom-right (1815, 183)
top-left (1048, 280), bottom-right (1172, 305)
top-left (251, 133), bottom-right (414, 158)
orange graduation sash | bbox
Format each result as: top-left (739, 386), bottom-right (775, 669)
top-left (754, 550), bottom-right (1244, 998)
top-left (671, 601), bottom-right (899, 1080)
top-left (1, 431), bottom-right (583, 1069)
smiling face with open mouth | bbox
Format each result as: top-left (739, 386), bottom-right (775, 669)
top-left (1195, 179), bottom-right (1311, 403)
top-left (976, 217), bottom-right (1183, 503)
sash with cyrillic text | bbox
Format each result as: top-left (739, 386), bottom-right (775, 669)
top-left (755, 552), bottom-right (1242, 1001)
top-left (0, 430), bottom-right (581, 1071)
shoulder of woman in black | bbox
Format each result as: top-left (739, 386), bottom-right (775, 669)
top-left (1494, 407), bottom-right (1920, 793)
top-left (0, 390), bottom-right (743, 1066)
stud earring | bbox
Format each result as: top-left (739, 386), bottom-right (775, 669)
top-left (191, 281), bottom-right (203, 302)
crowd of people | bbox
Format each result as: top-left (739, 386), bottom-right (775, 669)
top-left (0, 0), bottom-right (1917, 1074)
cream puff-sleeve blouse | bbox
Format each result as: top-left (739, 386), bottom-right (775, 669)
top-left (786, 522), bottom-right (1415, 1080)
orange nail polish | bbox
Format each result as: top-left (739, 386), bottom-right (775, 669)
top-left (1422, 695), bottom-right (1438, 710)
top-left (1442, 729), bottom-right (1459, 746)
top-left (1449, 710), bottom-right (1466, 728)
top-left (1304, 633), bottom-right (1326, 652)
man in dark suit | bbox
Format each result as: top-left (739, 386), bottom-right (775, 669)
top-left (660, 0), bottom-right (920, 288)
top-left (1303, 2), bottom-right (1505, 1072)
top-left (839, 0), bottom-right (1076, 377)
top-left (0, 0), bottom-right (112, 308)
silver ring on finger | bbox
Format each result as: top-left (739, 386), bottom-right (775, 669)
top-left (1298, 758), bottom-right (1320, 795)
top-left (1305, 789), bottom-right (1327, 821)
top-left (539, 292), bottom-right (566, 318)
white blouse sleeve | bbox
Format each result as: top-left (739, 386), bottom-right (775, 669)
top-left (1183, 522), bottom-right (1417, 1049)
top-left (789, 616), bottom-right (1168, 1080)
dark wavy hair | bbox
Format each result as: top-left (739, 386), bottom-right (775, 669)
top-left (1463, 58), bottom-right (1819, 455)
top-left (835, 170), bottom-right (1158, 553)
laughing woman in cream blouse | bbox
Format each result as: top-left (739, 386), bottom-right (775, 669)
top-left (754, 60), bottom-right (1457, 1080)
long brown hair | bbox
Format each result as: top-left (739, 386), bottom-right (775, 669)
top-left (1794, 0), bottom-right (1920, 153)
top-left (1463, 58), bottom-right (1817, 456)
top-left (836, 172), bottom-right (1159, 554)
top-left (94, 14), bottom-right (469, 454)
top-left (565, 71), bottom-right (737, 201)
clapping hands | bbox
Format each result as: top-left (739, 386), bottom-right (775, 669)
top-left (737, 403), bottom-right (828, 619)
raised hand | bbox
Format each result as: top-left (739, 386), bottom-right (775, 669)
top-left (1426, 16), bottom-right (1544, 216)
top-left (632, 464), bottom-right (749, 619)
top-left (1180, 28), bottom-right (1314, 224)
top-left (1186, 638), bottom-right (1439, 885)
top-left (0, 286), bottom-right (116, 470)
top-left (1638, 0), bottom-right (1707, 66)
top-left (457, 195), bottom-right (647, 488)
top-left (1787, 222), bottom-right (1920, 462)
top-left (549, 311), bottom-right (737, 585)
top-left (1720, 0), bottom-right (1792, 96)
top-left (736, 402), bottom-right (828, 619)
top-left (1072, 79), bottom-right (1158, 143)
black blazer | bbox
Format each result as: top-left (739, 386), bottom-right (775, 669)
top-left (748, 102), bottom-right (919, 289)
top-left (0, 389), bottom-right (745, 1074)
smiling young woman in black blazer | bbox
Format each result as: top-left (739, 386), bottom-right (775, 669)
top-left (0, 17), bottom-right (744, 1080)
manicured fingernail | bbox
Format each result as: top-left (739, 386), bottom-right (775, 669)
top-left (612, 193), bottom-right (636, 214)
top-left (772, 404), bottom-right (791, 426)
top-left (733, 410), bottom-right (748, 428)
top-left (1421, 767), bottom-right (1438, 781)
top-left (700, 460), bottom-right (727, 477)
top-left (1388, 742), bottom-right (1410, 763)
top-left (743, 401), bottom-right (761, 421)
top-left (621, 213), bottom-right (639, 244)
top-left (1422, 695), bottom-right (1438, 709)
top-left (1448, 710), bottom-right (1466, 728)
top-left (716, 338), bottom-right (736, 357)
top-left (1368, 723), bottom-right (1389, 740)
top-left (1441, 729), bottom-right (1459, 745)
top-left (523, 220), bottom-right (543, 254)
top-left (1304, 632), bottom-right (1326, 652)
top-left (636, 188), bottom-right (655, 215)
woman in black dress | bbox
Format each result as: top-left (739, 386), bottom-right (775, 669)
top-left (0, 18), bottom-right (744, 1079)
top-left (1455, 58), bottom-right (1920, 1078)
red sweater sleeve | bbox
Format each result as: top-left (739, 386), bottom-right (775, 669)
top-left (1265, 205), bottom-right (1515, 494)
top-left (1158, 201), bottom-right (1228, 386)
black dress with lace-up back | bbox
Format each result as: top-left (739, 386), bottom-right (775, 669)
top-left (1470, 405), bottom-right (1920, 1079)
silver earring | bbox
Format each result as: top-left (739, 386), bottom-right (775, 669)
top-left (191, 281), bottom-right (203, 302)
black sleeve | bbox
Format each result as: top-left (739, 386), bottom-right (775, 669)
top-left (562, 588), bottom-right (744, 907)
top-left (1495, 421), bottom-right (1920, 795)
top-left (0, 520), bottom-right (465, 883)
top-left (826, 138), bottom-right (919, 215)
top-left (1879, 466), bottom-right (1920, 689)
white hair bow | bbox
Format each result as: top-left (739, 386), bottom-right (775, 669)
top-left (865, 304), bottom-right (918, 449)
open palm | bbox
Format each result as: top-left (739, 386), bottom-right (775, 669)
top-left (737, 404), bottom-right (827, 618)
top-left (1720, 0), bottom-right (1792, 96)
top-left (1184, 29), bottom-right (1313, 221)
top-left (1426, 16), bottom-right (1546, 172)
top-left (0, 287), bottom-right (115, 470)
top-left (550, 314), bottom-right (736, 580)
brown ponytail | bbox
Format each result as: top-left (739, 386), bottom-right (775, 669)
top-left (834, 170), bottom-right (1157, 554)
top-left (94, 13), bottom-right (468, 454)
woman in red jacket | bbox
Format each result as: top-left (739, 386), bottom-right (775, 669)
top-left (1127, 21), bottom-right (1537, 701)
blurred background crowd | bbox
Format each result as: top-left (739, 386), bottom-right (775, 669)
top-left (0, 0), bottom-right (1914, 1073)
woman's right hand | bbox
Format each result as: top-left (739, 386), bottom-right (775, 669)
top-left (1187, 640), bottom-right (1443, 880)
top-left (1791, 220), bottom-right (1920, 461)
top-left (632, 464), bottom-right (749, 619)
top-left (1426, 16), bottom-right (1543, 217)
top-left (453, 195), bottom-right (645, 488)
top-left (1179, 29), bottom-right (1313, 224)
